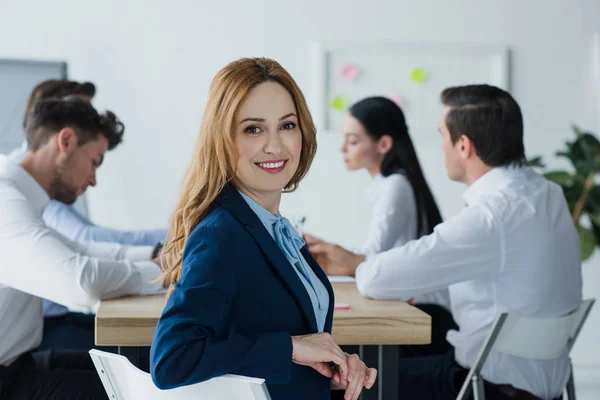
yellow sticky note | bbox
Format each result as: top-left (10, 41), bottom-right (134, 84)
top-left (410, 68), bottom-right (428, 84)
top-left (331, 95), bottom-right (347, 111)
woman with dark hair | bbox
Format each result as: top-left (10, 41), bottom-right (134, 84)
top-left (306, 96), bottom-right (455, 355)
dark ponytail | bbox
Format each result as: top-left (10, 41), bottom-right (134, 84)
top-left (349, 97), bottom-right (443, 236)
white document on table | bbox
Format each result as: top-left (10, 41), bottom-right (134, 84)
top-left (327, 275), bottom-right (356, 283)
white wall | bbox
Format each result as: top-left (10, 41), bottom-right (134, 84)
top-left (1, 0), bottom-right (599, 375)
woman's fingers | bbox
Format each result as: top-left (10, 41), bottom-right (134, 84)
top-left (345, 372), bottom-right (362, 400)
top-left (365, 368), bottom-right (378, 389)
top-left (326, 341), bottom-right (348, 383)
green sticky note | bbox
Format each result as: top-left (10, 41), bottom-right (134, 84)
top-left (410, 67), bottom-right (428, 84)
top-left (331, 95), bottom-right (347, 111)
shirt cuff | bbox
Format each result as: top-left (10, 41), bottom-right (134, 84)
top-left (135, 261), bottom-right (165, 295)
top-left (124, 245), bottom-right (154, 262)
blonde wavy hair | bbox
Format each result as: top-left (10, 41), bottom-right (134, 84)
top-left (161, 58), bottom-right (318, 296)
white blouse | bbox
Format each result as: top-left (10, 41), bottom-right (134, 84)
top-left (359, 173), bottom-right (450, 309)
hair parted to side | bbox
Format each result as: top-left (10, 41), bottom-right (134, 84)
top-left (22, 79), bottom-right (96, 127)
top-left (441, 84), bottom-right (525, 167)
top-left (161, 57), bottom-right (317, 296)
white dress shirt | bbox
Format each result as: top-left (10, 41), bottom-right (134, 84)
top-left (355, 166), bottom-right (582, 399)
top-left (8, 140), bottom-right (167, 246)
top-left (8, 140), bottom-right (167, 317)
top-left (0, 155), bottom-right (164, 366)
top-left (41, 201), bottom-right (167, 317)
top-left (359, 173), bottom-right (450, 309)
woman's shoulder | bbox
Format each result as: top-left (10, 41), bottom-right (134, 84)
top-left (379, 172), bottom-right (414, 199)
top-left (188, 205), bottom-right (247, 245)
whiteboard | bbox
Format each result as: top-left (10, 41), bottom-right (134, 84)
top-left (310, 42), bottom-right (510, 134)
top-left (0, 59), bottom-right (67, 154)
top-left (307, 42), bottom-right (511, 220)
top-left (0, 58), bottom-right (89, 218)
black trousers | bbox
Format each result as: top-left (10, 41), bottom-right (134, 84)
top-left (400, 303), bottom-right (458, 357)
top-left (41, 312), bottom-right (151, 372)
top-left (334, 304), bottom-right (459, 399)
top-left (0, 350), bottom-right (107, 399)
top-left (396, 350), bottom-right (513, 400)
top-left (40, 312), bottom-right (116, 353)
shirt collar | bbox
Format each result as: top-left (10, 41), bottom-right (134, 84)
top-left (462, 165), bottom-right (524, 206)
top-left (237, 190), bottom-right (280, 238)
top-left (0, 154), bottom-right (50, 215)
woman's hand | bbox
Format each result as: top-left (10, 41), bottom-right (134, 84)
top-left (305, 234), bottom-right (365, 276)
top-left (331, 353), bottom-right (377, 400)
top-left (291, 333), bottom-right (349, 382)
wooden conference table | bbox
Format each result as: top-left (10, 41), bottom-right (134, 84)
top-left (96, 282), bottom-right (431, 400)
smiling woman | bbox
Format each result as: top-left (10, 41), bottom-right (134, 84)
top-left (234, 82), bottom-right (304, 212)
top-left (150, 58), bottom-right (376, 400)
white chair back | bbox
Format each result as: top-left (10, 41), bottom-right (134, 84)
top-left (456, 298), bottom-right (595, 400)
top-left (493, 299), bottom-right (594, 360)
top-left (89, 349), bottom-right (271, 400)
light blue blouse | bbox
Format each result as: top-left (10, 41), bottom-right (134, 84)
top-left (239, 191), bottom-right (329, 332)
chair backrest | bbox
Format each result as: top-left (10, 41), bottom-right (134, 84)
top-left (492, 299), bottom-right (595, 360)
top-left (89, 350), bottom-right (271, 400)
top-left (456, 299), bottom-right (595, 400)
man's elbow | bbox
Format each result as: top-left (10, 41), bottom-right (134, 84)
top-left (357, 276), bottom-right (405, 300)
top-left (55, 289), bottom-right (98, 310)
top-left (77, 280), bottom-right (110, 304)
top-left (356, 277), bottom-right (384, 299)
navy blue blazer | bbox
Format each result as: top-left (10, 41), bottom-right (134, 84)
top-left (150, 185), bottom-right (336, 400)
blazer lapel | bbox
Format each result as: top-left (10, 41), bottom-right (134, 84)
top-left (246, 225), bottom-right (319, 332)
top-left (301, 247), bottom-right (335, 333)
top-left (217, 184), bottom-right (319, 333)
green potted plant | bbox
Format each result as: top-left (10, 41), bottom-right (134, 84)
top-left (528, 125), bottom-right (600, 260)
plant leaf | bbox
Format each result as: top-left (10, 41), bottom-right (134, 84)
top-left (586, 185), bottom-right (600, 214)
top-left (590, 212), bottom-right (600, 227)
top-left (543, 171), bottom-right (576, 186)
top-left (526, 156), bottom-right (545, 168)
top-left (578, 226), bottom-right (596, 261)
top-left (569, 134), bottom-right (600, 175)
top-left (544, 170), bottom-right (584, 205)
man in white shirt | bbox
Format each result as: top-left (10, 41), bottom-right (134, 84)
top-left (6, 78), bottom-right (168, 353)
top-left (0, 97), bottom-right (165, 399)
top-left (309, 85), bottom-right (582, 400)
top-left (9, 79), bottom-right (167, 247)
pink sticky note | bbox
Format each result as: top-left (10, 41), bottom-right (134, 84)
top-left (334, 303), bottom-right (351, 310)
top-left (341, 64), bottom-right (360, 82)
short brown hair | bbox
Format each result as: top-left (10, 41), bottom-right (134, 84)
top-left (22, 79), bottom-right (96, 127)
top-left (441, 84), bottom-right (525, 167)
top-left (25, 97), bottom-right (123, 152)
